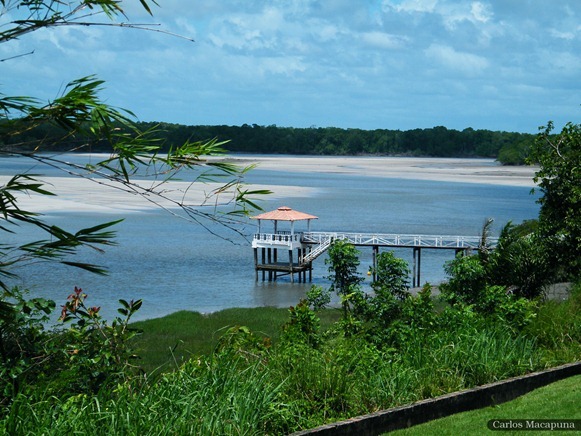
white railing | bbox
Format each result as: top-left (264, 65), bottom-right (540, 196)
top-left (301, 231), bottom-right (497, 249)
top-left (252, 232), bottom-right (302, 247)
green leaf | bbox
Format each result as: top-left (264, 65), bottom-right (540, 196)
top-left (60, 261), bottom-right (108, 275)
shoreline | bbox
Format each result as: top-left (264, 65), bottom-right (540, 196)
top-left (1, 155), bottom-right (537, 213)
top-left (236, 155), bottom-right (538, 188)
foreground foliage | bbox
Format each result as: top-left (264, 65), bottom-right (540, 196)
top-left (1, 2), bottom-right (579, 432)
top-left (1, 281), bottom-right (579, 435)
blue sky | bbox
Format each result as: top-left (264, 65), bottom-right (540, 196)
top-left (1, 0), bottom-right (580, 133)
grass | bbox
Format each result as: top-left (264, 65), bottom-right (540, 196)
top-left (2, 287), bottom-right (578, 434)
top-left (130, 285), bottom-right (581, 375)
top-left (131, 306), bottom-right (341, 373)
top-left (389, 375), bottom-right (581, 435)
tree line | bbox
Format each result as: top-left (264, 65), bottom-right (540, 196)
top-left (1, 119), bottom-right (534, 164)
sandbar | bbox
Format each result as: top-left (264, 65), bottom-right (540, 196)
top-left (232, 156), bottom-right (538, 188)
top-left (1, 156), bottom-right (537, 213)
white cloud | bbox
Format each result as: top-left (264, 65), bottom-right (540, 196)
top-left (440, 1), bottom-right (494, 29)
top-left (360, 31), bottom-right (408, 50)
top-left (544, 51), bottom-right (581, 75)
top-left (311, 23), bottom-right (341, 42)
top-left (384, 0), bottom-right (438, 14)
top-left (471, 2), bottom-right (492, 22)
top-left (549, 29), bottom-right (576, 40)
top-left (425, 44), bottom-right (489, 75)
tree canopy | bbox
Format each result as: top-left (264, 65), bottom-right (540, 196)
top-left (2, 120), bottom-right (537, 160)
top-left (528, 121), bottom-right (581, 279)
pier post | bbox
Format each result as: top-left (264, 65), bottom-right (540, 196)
top-left (274, 249), bottom-right (278, 281)
top-left (412, 247), bottom-right (422, 287)
top-left (268, 248), bottom-right (272, 281)
top-left (289, 249), bottom-right (294, 283)
top-left (261, 248), bottom-right (266, 281)
top-left (254, 248), bottom-right (258, 281)
top-left (308, 246), bottom-right (313, 282)
top-left (372, 245), bottom-right (379, 281)
top-left (298, 248), bottom-right (303, 283)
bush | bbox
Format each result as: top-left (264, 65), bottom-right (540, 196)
top-left (475, 285), bottom-right (538, 331)
top-left (0, 287), bottom-right (142, 412)
top-left (0, 287), bottom-right (54, 407)
top-left (441, 254), bottom-right (488, 306)
top-left (281, 300), bottom-right (321, 348)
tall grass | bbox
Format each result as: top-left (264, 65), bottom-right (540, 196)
top-left (3, 353), bottom-right (282, 435)
top-left (524, 282), bottom-right (581, 364)
top-left (1, 289), bottom-right (579, 435)
top-left (131, 307), bottom-right (341, 373)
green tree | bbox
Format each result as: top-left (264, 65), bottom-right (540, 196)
top-left (528, 121), bottom-right (581, 279)
top-left (440, 254), bottom-right (488, 306)
top-left (325, 240), bottom-right (364, 317)
top-left (358, 251), bottom-right (411, 341)
top-left (497, 137), bottom-right (533, 165)
top-left (488, 221), bottom-right (550, 299)
top-left (370, 251), bottom-right (411, 301)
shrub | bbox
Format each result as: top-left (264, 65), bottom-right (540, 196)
top-left (370, 251), bottom-right (411, 301)
top-left (0, 287), bottom-right (55, 407)
top-left (475, 285), bottom-right (538, 331)
top-left (489, 222), bottom-right (551, 299)
top-left (54, 287), bottom-right (143, 395)
top-left (524, 281), bottom-right (581, 363)
top-left (0, 286), bottom-right (143, 413)
top-left (281, 300), bottom-right (321, 347)
top-left (441, 254), bottom-right (488, 306)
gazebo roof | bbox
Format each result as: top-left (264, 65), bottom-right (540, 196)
top-left (251, 206), bottom-right (318, 222)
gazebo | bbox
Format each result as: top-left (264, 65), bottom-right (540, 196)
top-left (251, 206), bottom-right (318, 283)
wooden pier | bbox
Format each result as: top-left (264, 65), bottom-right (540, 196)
top-left (251, 207), bottom-right (497, 286)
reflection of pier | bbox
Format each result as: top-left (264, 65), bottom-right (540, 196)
top-left (251, 207), bottom-right (497, 286)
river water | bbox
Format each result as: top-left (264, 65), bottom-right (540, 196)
top-left (1, 154), bottom-right (540, 322)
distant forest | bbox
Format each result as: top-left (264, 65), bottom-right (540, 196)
top-left (1, 121), bottom-right (534, 165)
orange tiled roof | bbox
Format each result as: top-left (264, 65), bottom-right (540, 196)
top-left (251, 206), bottom-right (318, 221)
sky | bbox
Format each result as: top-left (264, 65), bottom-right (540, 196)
top-left (1, 0), bottom-right (580, 133)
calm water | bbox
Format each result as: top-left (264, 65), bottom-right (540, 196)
top-left (1, 155), bottom-right (541, 322)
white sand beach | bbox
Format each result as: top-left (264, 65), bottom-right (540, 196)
top-left (237, 156), bottom-right (538, 187)
top-left (1, 156), bottom-right (537, 213)
top-left (0, 175), bottom-right (315, 214)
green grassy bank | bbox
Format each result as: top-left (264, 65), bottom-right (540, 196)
top-left (131, 307), bottom-right (341, 373)
top-left (390, 374), bottom-right (581, 435)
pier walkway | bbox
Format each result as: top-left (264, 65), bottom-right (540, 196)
top-left (252, 231), bottom-right (497, 286)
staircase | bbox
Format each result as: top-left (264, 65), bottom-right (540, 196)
top-left (300, 236), bottom-right (332, 266)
